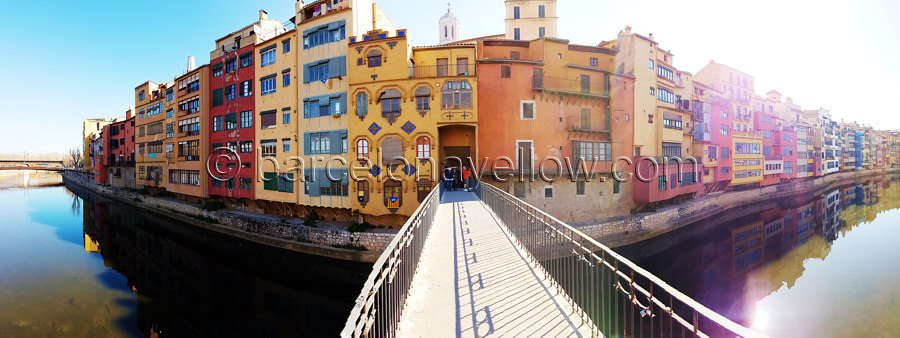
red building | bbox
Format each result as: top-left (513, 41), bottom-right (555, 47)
top-left (692, 83), bottom-right (733, 193)
top-left (208, 22), bottom-right (262, 200)
top-left (632, 158), bottom-right (703, 203)
top-left (103, 114), bottom-right (135, 168)
top-left (756, 110), bottom-right (782, 186)
top-left (777, 126), bottom-right (798, 181)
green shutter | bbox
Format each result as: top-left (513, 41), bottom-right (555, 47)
top-left (264, 172), bottom-right (278, 191)
top-left (303, 132), bottom-right (311, 155)
top-left (213, 88), bottom-right (223, 107)
top-left (224, 113), bottom-right (237, 123)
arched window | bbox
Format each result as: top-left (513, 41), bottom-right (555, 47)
top-left (380, 89), bottom-right (402, 124)
top-left (416, 136), bottom-right (430, 160)
top-left (384, 180), bottom-right (402, 210)
top-left (441, 80), bottom-right (472, 109)
top-left (356, 139), bottom-right (369, 160)
top-left (382, 136), bottom-right (403, 171)
top-left (367, 49), bottom-right (382, 67)
top-left (356, 92), bottom-right (367, 118)
top-left (415, 86), bottom-right (431, 114)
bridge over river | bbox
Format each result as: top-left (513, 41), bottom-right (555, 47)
top-left (342, 183), bottom-right (766, 337)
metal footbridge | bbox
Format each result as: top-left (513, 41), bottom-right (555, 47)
top-left (342, 183), bottom-right (765, 337)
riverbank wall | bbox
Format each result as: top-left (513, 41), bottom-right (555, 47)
top-left (62, 170), bottom-right (394, 263)
top-left (575, 168), bottom-right (900, 248)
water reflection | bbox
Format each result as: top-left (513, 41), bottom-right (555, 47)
top-left (621, 174), bottom-right (900, 337)
top-left (72, 183), bottom-right (371, 337)
top-left (0, 170), bottom-right (63, 190)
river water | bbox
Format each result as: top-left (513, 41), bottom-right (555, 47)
top-left (619, 174), bottom-right (900, 337)
top-left (0, 171), bottom-right (368, 337)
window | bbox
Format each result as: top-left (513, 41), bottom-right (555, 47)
top-left (177, 117), bottom-right (199, 136)
top-left (384, 181), bottom-right (402, 208)
top-left (240, 177), bottom-right (252, 190)
top-left (573, 141), bottom-right (611, 161)
top-left (166, 124), bottom-right (173, 138)
top-left (613, 180), bottom-right (621, 194)
top-left (663, 117), bottom-right (683, 129)
top-left (381, 89), bottom-right (402, 124)
top-left (225, 84), bottom-right (236, 101)
top-left (356, 92), bottom-right (368, 117)
top-left (784, 146), bottom-right (793, 156)
top-left (282, 40), bottom-right (290, 53)
top-left (381, 137), bottom-right (403, 170)
top-left (212, 88), bottom-right (223, 107)
top-left (720, 147), bottom-right (729, 159)
top-left (306, 62), bottom-right (330, 82)
top-left (212, 64), bottom-right (223, 77)
top-left (545, 187), bottom-right (553, 197)
top-left (735, 142), bottom-right (761, 155)
top-left (179, 97), bottom-right (199, 113)
top-left (520, 100), bottom-right (535, 120)
top-left (721, 167), bottom-right (729, 175)
top-left (138, 90), bottom-right (144, 101)
top-left (658, 175), bottom-right (667, 191)
top-left (513, 28), bottom-right (520, 40)
top-left (415, 86), bottom-right (430, 113)
top-left (538, 27), bottom-right (546, 38)
top-left (762, 130), bottom-right (772, 139)
top-left (649, 59), bottom-right (654, 69)
top-left (146, 103), bottom-right (162, 117)
top-left (513, 6), bottom-right (520, 19)
top-left (240, 110), bottom-right (253, 129)
top-left (212, 116), bottom-right (222, 132)
top-left (240, 53), bottom-right (253, 68)
top-left (662, 142), bottom-right (681, 158)
top-left (261, 49), bottom-right (276, 67)
top-left (261, 141), bottom-right (277, 157)
top-left (225, 113), bottom-right (237, 130)
top-left (309, 132), bottom-right (331, 155)
top-left (283, 73), bottom-right (291, 87)
top-left (260, 111), bottom-right (276, 129)
top-left (239, 141), bottom-right (252, 153)
top-left (657, 65), bottom-right (674, 81)
top-left (538, 5), bottom-right (545, 18)
top-left (576, 180), bottom-right (585, 195)
top-left (225, 59), bottom-right (236, 73)
top-left (650, 87), bottom-right (655, 95)
top-left (283, 112), bottom-right (291, 124)
top-left (720, 125), bottom-right (729, 136)
top-left (590, 58), bottom-right (598, 67)
top-left (261, 76), bottom-right (276, 95)
top-left (657, 87), bottom-right (674, 103)
top-left (166, 108), bottom-right (174, 118)
top-left (166, 89), bottom-right (173, 102)
top-left (500, 65), bottom-right (511, 78)
top-left (417, 136), bottom-right (431, 160)
top-left (510, 51), bottom-right (520, 60)
top-left (708, 146), bottom-right (717, 159)
top-left (356, 139), bottom-right (369, 160)
top-left (240, 80), bottom-right (252, 97)
top-left (366, 50), bottom-right (382, 67)
top-left (302, 20), bottom-right (346, 49)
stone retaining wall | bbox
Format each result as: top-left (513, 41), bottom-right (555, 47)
top-left (62, 170), bottom-right (395, 260)
top-left (574, 168), bottom-right (900, 247)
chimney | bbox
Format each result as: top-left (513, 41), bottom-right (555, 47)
top-left (186, 56), bottom-right (196, 72)
top-left (260, 9), bottom-right (268, 20)
top-left (624, 26), bottom-right (632, 35)
top-left (648, 33), bottom-right (654, 40)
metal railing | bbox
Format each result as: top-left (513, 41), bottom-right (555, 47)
top-left (475, 182), bottom-right (764, 338)
top-left (533, 75), bottom-right (610, 98)
top-left (341, 183), bottom-right (442, 338)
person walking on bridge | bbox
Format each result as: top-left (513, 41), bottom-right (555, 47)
top-left (462, 166), bottom-right (471, 191)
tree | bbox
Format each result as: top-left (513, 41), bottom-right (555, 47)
top-left (68, 148), bottom-right (83, 169)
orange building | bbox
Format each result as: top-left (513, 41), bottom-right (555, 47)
top-left (476, 37), bottom-right (635, 223)
top-left (134, 81), bottom-right (172, 190)
top-left (167, 64), bottom-right (210, 201)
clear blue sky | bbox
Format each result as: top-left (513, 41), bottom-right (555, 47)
top-left (1, 0), bottom-right (896, 154)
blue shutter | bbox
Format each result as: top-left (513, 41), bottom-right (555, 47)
top-left (337, 56), bottom-right (347, 77)
top-left (302, 99), bottom-right (310, 118)
top-left (306, 169), bottom-right (321, 197)
top-left (330, 130), bottom-right (342, 154)
top-left (303, 65), bottom-right (310, 83)
top-left (318, 95), bottom-right (330, 106)
top-left (303, 132), bottom-right (311, 155)
top-left (340, 92), bottom-right (348, 114)
top-left (340, 168), bottom-right (349, 184)
top-left (328, 57), bottom-right (339, 79)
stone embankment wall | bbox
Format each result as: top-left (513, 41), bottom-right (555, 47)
top-left (574, 168), bottom-right (900, 247)
top-left (62, 170), bottom-right (394, 262)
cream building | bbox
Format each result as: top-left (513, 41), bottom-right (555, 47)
top-left (505, 0), bottom-right (557, 40)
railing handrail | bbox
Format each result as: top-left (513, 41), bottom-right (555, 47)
top-left (477, 182), bottom-right (766, 338)
top-left (341, 183), bottom-right (442, 338)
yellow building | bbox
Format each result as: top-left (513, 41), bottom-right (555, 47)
top-left (294, 0), bottom-right (395, 222)
top-left (348, 29), bottom-right (477, 224)
top-left (134, 81), bottom-right (172, 189)
top-left (255, 28), bottom-right (300, 210)
top-left (600, 26), bottom-right (694, 160)
top-left (504, 0), bottom-right (557, 41)
top-left (82, 118), bottom-right (113, 171)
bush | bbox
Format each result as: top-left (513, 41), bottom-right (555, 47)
top-left (201, 201), bottom-right (226, 211)
top-left (348, 221), bottom-right (376, 233)
top-left (303, 210), bottom-right (319, 227)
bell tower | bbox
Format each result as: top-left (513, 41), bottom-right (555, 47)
top-left (439, 3), bottom-right (460, 44)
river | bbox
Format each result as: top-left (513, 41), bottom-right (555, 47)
top-left (619, 173), bottom-right (900, 337)
top-left (0, 171), bottom-right (368, 337)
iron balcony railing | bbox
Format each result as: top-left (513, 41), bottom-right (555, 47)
top-left (474, 182), bottom-right (763, 338)
top-left (341, 183), bottom-right (442, 338)
top-left (533, 75), bottom-right (610, 98)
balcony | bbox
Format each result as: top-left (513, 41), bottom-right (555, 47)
top-left (563, 116), bottom-right (609, 134)
top-left (410, 64), bottom-right (475, 78)
top-left (532, 75), bottom-right (609, 99)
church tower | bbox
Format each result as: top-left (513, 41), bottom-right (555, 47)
top-left (439, 3), bottom-right (460, 44)
top-left (505, 0), bottom-right (557, 40)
